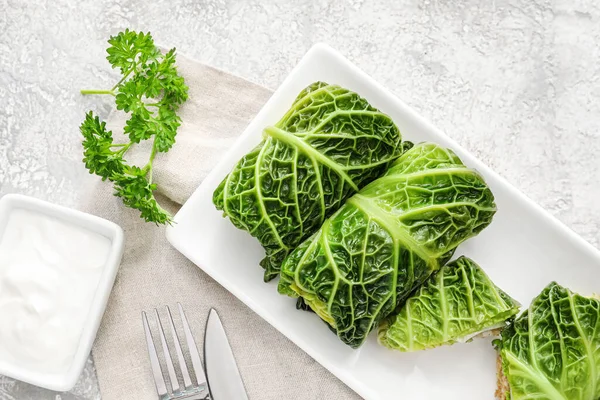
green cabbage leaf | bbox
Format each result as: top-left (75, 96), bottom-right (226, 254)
top-left (498, 282), bottom-right (600, 400)
top-left (378, 256), bottom-right (519, 352)
top-left (278, 143), bottom-right (497, 348)
top-left (213, 82), bottom-right (403, 281)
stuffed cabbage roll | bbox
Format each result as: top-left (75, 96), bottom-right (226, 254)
top-left (213, 82), bottom-right (402, 281)
top-left (378, 256), bottom-right (519, 352)
top-left (279, 143), bottom-right (497, 348)
top-left (496, 282), bottom-right (600, 400)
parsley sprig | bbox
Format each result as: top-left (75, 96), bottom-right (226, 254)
top-left (80, 30), bottom-right (188, 224)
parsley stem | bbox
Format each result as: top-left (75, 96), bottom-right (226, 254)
top-left (149, 146), bottom-right (157, 164)
top-left (146, 139), bottom-right (158, 183)
top-left (111, 66), bottom-right (136, 91)
top-left (80, 89), bottom-right (116, 96)
top-left (114, 143), bottom-right (132, 157)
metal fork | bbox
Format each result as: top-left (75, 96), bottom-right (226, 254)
top-left (142, 303), bottom-right (211, 400)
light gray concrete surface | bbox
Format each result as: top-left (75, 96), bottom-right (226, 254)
top-left (1, 0), bottom-right (599, 398)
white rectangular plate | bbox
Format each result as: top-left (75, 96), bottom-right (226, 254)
top-left (166, 44), bottom-right (600, 400)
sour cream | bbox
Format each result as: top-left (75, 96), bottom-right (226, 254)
top-left (0, 208), bottom-right (112, 374)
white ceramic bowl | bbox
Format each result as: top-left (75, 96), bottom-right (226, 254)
top-left (0, 194), bottom-right (124, 391)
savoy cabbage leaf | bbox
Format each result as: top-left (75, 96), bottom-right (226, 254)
top-left (278, 143), bottom-right (497, 348)
top-left (378, 256), bottom-right (519, 352)
top-left (213, 82), bottom-right (403, 281)
top-left (498, 282), bottom-right (600, 400)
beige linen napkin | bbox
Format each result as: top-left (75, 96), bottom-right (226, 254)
top-left (80, 54), bottom-right (358, 399)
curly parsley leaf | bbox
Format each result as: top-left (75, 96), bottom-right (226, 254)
top-left (80, 112), bottom-right (127, 180)
top-left (106, 29), bottom-right (159, 75)
top-left (112, 171), bottom-right (171, 225)
top-left (80, 30), bottom-right (189, 225)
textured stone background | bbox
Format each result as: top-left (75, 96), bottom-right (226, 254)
top-left (1, 0), bottom-right (599, 398)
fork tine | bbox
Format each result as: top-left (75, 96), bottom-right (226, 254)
top-left (155, 309), bottom-right (180, 393)
top-left (142, 311), bottom-right (168, 397)
top-left (178, 302), bottom-right (208, 388)
top-left (165, 305), bottom-right (193, 389)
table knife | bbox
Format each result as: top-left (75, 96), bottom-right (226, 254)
top-left (204, 309), bottom-right (249, 400)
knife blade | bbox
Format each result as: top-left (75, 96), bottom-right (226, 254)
top-left (204, 309), bottom-right (249, 400)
